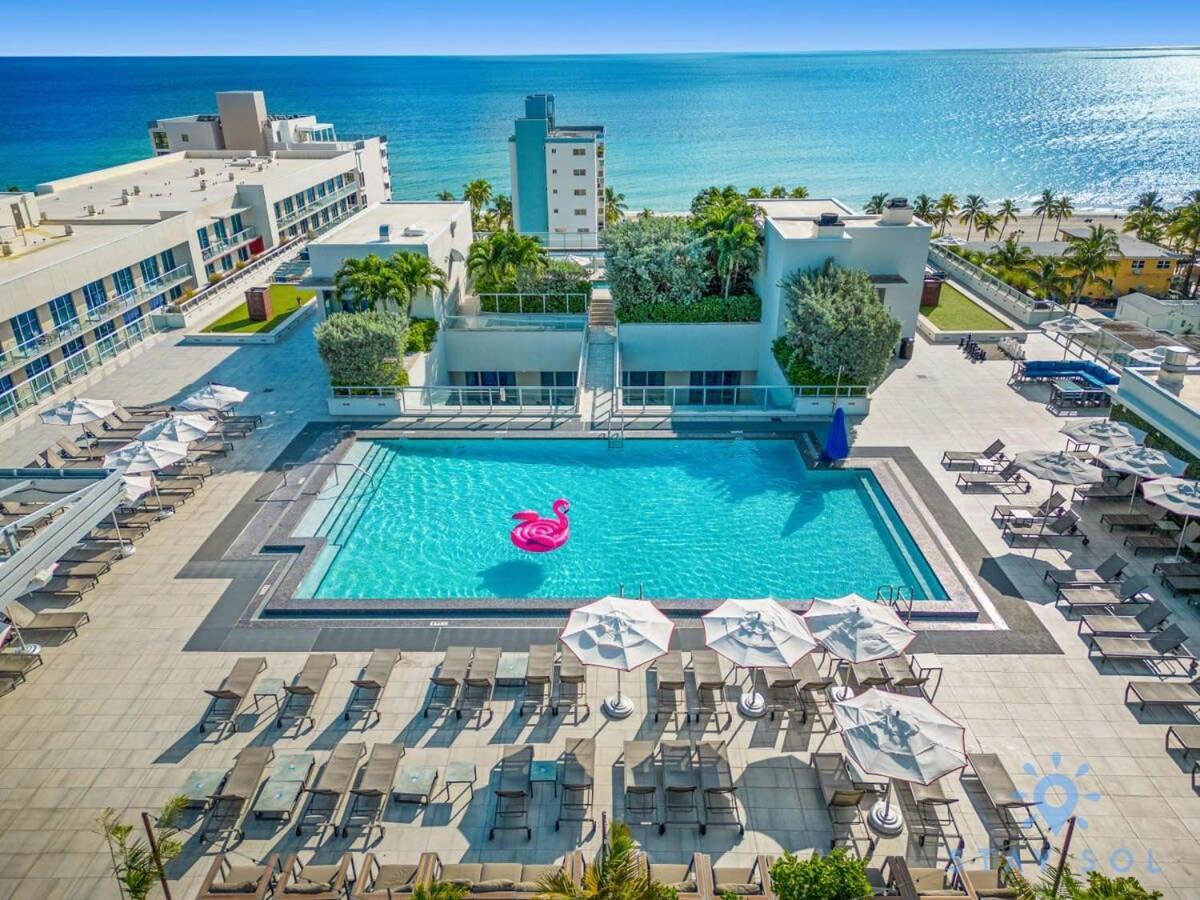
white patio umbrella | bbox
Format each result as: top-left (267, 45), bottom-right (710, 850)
top-left (103, 439), bottom-right (189, 519)
top-left (702, 598), bottom-right (816, 718)
top-left (560, 595), bottom-right (674, 719)
top-left (1060, 419), bottom-right (1145, 451)
top-left (1098, 445), bottom-right (1188, 511)
top-left (1014, 450), bottom-right (1104, 557)
top-left (833, 689), bottom-right (967, 835)
top-left (136, 413), bottom-right (215, 443)
top-left (121, 474), bottom-right (156, 504)
top-left (39, 397), bottom-right (117, 426)
top-left (1126, 346), bottom-right (1172, 368)
top-left (1141, 478), bottom-right (1200, 564)
top-left (180, 383), bottom-right (249, 413)
top-left (1041, 314), bottom-right (1099, 359)
top-left (804, 594), bottom-right (916, 702)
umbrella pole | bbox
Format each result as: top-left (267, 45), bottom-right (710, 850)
top-left (1169, 514), bottom-right (1191, 564)
top-left (737, 667), bottom-right (767, 719)
top-left (151, 476), bottom-right (173, 520)
top-left (112, 513), bottom-right (135, 558)
top-left (603, 668), bottom-right (633, 720)
top-left (1031, 481), bottom-right (1056, 560)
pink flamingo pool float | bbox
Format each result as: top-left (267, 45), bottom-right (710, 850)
top-left (511, 498), bottom-right (570, 552)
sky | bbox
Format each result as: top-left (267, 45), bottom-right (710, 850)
top-left (7, 1), bottom-right (1200, 55)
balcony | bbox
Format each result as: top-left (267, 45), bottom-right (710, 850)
top-left (201, 227), bottom-right (258, 262)
top-left (276, 182), bottom-right (359, 229)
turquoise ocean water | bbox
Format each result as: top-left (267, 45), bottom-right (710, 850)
top-left (2, 50), bottom-right (1199, 209)
top-left (299, 439), bottom-right (948, 601)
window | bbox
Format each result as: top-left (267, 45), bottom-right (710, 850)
top-left (622, 371), bottom-right (665, 387)
top-left (139, 257), bottom-right (161, 285)
top-left (112, 267), bottom-right (135, 297)
top-left (306, 187), bottom-right (316, 203)
top-left (551, 169), bottom-right (557, 175)
top-left (237, 246), bottom-right (251, 262)
top-left (574, 208), bottom-right (587, 216)
top-left (577, 227), bottom-right (591, 233)
top-left (540, 372), bottom-right (577, 387)
top-left (60, 337), bottom-right (85, 360)
top-left (151, 132), bottom-right (169, 151)
top-left (574, 189), bottom-right (587, 196)
top-left (573, 169), bottom-right (586, 176)
top-left (1130, 259), bottom-right (1145, 273)
top-left (220, 255), bottom-right (234, 272)
top-left (230, 213), bottom-right (244, 234)
top-left (1156, 259), bottom-right (1172, 269)
top-left (161, 248), bottom-right (176, 272)
top-left (11, 309), bottom-right (43, 347)
top-left (689, 370), bottom-right (741, 405)
top-left (123, 307), bottom-right (144, 326)
top-left (464, 371), bottom-right (517, 403)
top-left (25, 354), bottom-right (52, 378)
top-left (180, 133), bottom-right (189, 143)
top-left (622, 370), bottom-right (666, 404)
top-left (573, 148), bottom-right (586, 156)
top-left (283, 197), bottom-right (295, 215)
top-left (551, 148), bottom-right (557, 154)
top-left (49, 294), bottom-right (77, 329)
top-left (83, 279), bottom-right (106, 311)
top-left (213, 219), bottom-right (228, 241)
top-left (196, 228), bottom-right (210, 249)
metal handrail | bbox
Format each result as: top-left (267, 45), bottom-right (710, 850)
top-left (276, 182), bottom-right (358, 228)
top-left (201, 227), bottom-right (257, 261)
top-left (281, 460), bottom-right (374, 488)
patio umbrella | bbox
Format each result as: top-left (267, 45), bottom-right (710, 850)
top-left (121, 474), bottom-right (155, 504)
top-left (180, 383), bottom-right (249, 413)
top-left (39, 397), bottom-right (116, 426)
top-left (1097, 445), bottom-right (1188, 511)
top-left (702, 598), bottom-right (816, 718)
top-left (1041, 314), bottom-right (1099, 359)
top-left (804, 594), bottom-right (916, 703)
top-left (103, 439), bottom-right (189, 519)
top-left (560, 595), bottom-right (674, 719)
top-left (833, 689), bottom-right (967, 835)
top-left (1014, 450), bottom-right (1104, 557)
top-left (1060, 419), bottom-right (1145, 451)
top-left (1141, 478), bottom-right (1200, 564)
top-left (1126, 346), bottom-right (1171, 368)
top-left (136, 413), bottom-right (215, 443)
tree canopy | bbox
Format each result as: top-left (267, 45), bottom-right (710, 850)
top-left (315, 310), bottom-right (410, 387)
top-left (602, 216), bottom-right (711, 309)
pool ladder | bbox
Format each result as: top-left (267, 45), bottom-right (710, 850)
top-left (607, 412), bottom-right (625, 449)
top-left (876, 585), bottom-right (915, 622)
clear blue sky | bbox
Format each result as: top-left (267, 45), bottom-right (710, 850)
top-left (6, 1), bottom-right (1199, 55)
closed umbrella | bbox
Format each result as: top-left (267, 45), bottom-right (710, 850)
top-left (1060, 419), bottom-right (1145, 451)
top-left (804, 594), bottom-right (916, 702)
top-left (39, 397), bottom-right (116, 426)
top-left (1041, 314), bottom-right (1099, 359)
top-left (833, 689), bottom-right (967, 835)
top-left (702, 598), bottom-right (816, 718)
top-left (1014, 450), bottom-right (1104, 557)
top-left (560, 596), bottom-right (674, 719)
top-left (1141, 478), bottom-right (1200, 564)
top-left (104, 439), bottom-right (189, 520)
top-left (137, 413), bottom-right (215, 444)
top-left (180, 383), bottom-right (249, 413)
top-left (1097, 445), bottom-right (1188, 511)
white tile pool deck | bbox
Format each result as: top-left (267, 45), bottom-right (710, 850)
top-left (2, 324), bottom-right (1200, 898)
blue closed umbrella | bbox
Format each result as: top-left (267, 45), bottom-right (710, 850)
top-left (823, 407), bottom-right (850, 461)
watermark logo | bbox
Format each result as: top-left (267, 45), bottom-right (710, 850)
top-left (1015, 751), bottom-right (1101, 834)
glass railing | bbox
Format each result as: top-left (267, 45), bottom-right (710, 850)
top-left (277, 183), bottom-right (358, 228)
top-left (476, 292), bottom-right (589, 315)
top-left (201, 228), bottom-right (257, 261)
top-left (332, 385), bottom-right (577, 414)
top-left (444, 314), bottom-right (585, 332)
top-left (477, 230), bottom-right (600, 251)
top-left (617, 383), bottom-right (868, 413)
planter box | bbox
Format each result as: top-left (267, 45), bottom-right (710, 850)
top-left (181, 299), bottom-right (315, 346)
top-left (327, 395), bottom-right (403, 417)
top-left (792, 395), bottom-right (872, 416)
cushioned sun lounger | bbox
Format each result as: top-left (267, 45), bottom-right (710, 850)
top-left (1102, 508), bottom-right (1167, 532)
top-left (660, 740), bottom-right (702, 834)
top-left (557, 737), bottom-right (596, 831)
top-left (277, 854), bottom-right (355, 900)
top-left (654, 649), bottom-right (687, 722)
top-left (1056, 576), bottom-right (1154, 614)
top-left (992, 492), bottom-right (1065, 524)
top-left (60, 545), bottom-right (122, 565)
top-left (1086, 624), bottom-right (1197, 673)
top-left (427, 853), bottom-right (577, 897)
top-left (200, 656), bottom-right (267, 734)
top-left (962, 752), bottom-right (1045, 853)
top-left (710, 856), bottom-right (773, 898)
top-left (4, 601), bottom-right (88, 637)
top-left (1157, 562), bottom-right (1200, 577)
top-left (296, 742), bottom-right (366, 837)
top-left (553, 644), bottom-right (589, 720)
top-left (55, 438), bottom-right (107, 460)
top-left (201, 747), bottom-right (274, 842)
top-left (1124, 676), bottom-right (1200, 711)
top-left (1078, 600), bottom-right (1170, 638)
top-left (1165, 576), bottom-right (1200, 597)
top-left (352, 853), bottom-right (425, 899)
top-left (456, 646), bottom-right (500, 723)
top-left (1074, 475), bottom-right (1136, 503)
top-left (640, 854), bottom-right (709, 900)
top-left (196, 853), bottom-right (279, 900)
top-left (491, 744), bottom-right (533, 840)
top-left (51, 559), bottom-right (111, 578)
top-left (813, 752), bottom-right (871, 851)
top-left (276, 653), bottom-right (337, 731)
top-left (345, 649), bottom-right (399, 726)
top-left (699, 740), bottom-right (743, 835)
top-left (1045, 553), bottom-right (1128, 588)
top-left (345, 742), bottom-right (405, 838)
top-left (941, 440), bottom-right (1005, 470)
top-left (519, 644), bottom-right (556, 716)
top-left (690, 650), bottom-right (729, 727)
top-left (955, 461), bottom-right (1029, 493)
top-left (424, 646), bottom-right (471, 718)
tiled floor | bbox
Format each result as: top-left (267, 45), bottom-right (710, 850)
top-left (1, 326), bottom-right (1199, 898)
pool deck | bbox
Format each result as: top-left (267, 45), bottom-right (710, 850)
top-left (2, 319), bottom-right (1200, 897)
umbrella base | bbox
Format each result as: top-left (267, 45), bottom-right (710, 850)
top-left (737, 691), bottom-right (767, 718)
top-left (118, 544), bottom-right (137, 559)
top-left (602, 694), bottom-right (634, 719)
top-left (867, 800), bottom-right (904, 836)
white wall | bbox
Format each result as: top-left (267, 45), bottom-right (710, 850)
top-left (1115, 369), bottom-right (1200, 458)
top-left (546, 140), bottom-right (599, 235)
top-left (619, 323), bottom-right (761, 373)
top-left (442, 328), bottom-right (583, 373)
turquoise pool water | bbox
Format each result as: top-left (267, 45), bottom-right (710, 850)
top-left (297, 439), bottom-right (948, 602)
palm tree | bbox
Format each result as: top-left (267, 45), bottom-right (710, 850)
top-left (391, 253), bottom-right (448, 313)
top-left (996, 199), bottom-right (1020, 238)
top-left (1129, 190), bottom-right (1166, 215)
top-left (333, 254), bottom-right (409, 312)
top-left (745, 186), bottom-right (767, 199)
top-left (1051, 194), bottom-right (1075, 237)
top-left (1123, 208), bottom-right (1163, 242)
top-left (1168, 202), bottom-right (1200, 294)
top-left (714, 221), bottom-right (762, 298)
top-left (1033, 188), bottom-right (1056, 240)
top-left (934, 194), bottom-right (959, 236)
top-left (912, 194), bottom-right (935, 224)
top-left (864, 193), bottom-right (889, 215)
top-left (462, 179), bottom-right (494, 227)
top-left (1026, 258), bottom-right (1072, 301)
top-left (788, 185), bottom-right (810, 199)
top-left (536, 822), bottom-right (675, 900)
top-left (491, 194), bottom-right (513, 230)
top-left (1064, 225), bottom-right (1119, 312)
top-left (467, 231), bottom-right (547, 293)
top-left (436, 189), bottom-right (456, 201)
top-left (989, 235), bottom-right (1033, 270)
top-left (977, 212), bottom-right (1000, 241)
top-left (767, 185), bottom-right (785, 198)
top-left (959, 194), bottom-right (988, 242)
top-left (604, 186), bottom-right (628, 227)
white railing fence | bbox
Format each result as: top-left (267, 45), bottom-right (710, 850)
top-left (618, 383), bottom-right (869, 414)
top-left (332, 385), bottom-right (577, 414)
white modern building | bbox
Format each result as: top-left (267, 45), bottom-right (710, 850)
top-left (149, 91), bottom-right (346, 157)
top-left (509, 94), bottom-right (605, 247)
top-left (1116, 291), bottom-right (1200, 335)
top-left (1113, 347), bottom-right (1200, 460)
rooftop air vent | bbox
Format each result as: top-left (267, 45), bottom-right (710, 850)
top-left (132, 185), bottom-right (142, 195)
top-left (880, 196), bottom-right (915, 226)
top-left (86, 204), bottom-right (96, 216)
top-left (379, 224), bottom-right (391, 242)
top-left (199, 179), bottom-right (207, 190)
top-left (402, 226), bottom-right (426, 237)
top-left (817, 212), bottom-right (841, 226)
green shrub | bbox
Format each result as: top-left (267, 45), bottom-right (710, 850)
top-left (617, 294), bottom-right (761, 323)
top-left (768, 850), bottom-right (872, 900)
top-left (480, 293), bottom-right (588, 314)
top-left (772, 336), bottom-right (843, 386)
top-left (603, 216), bottom-right (711, 310)
top-left (405, 319), bottom-right (440, 353)
top-left (315, 310), bottom-right (409, 387)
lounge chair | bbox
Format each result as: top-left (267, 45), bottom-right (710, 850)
top-left (31, 451), bottom-right (94, 470)
top-left (60, 544), bottom-right (122, 565)
top-left (519, 644), bottom-right (556, 717)
top-left (1074, 475), bottom-right (1136, 503)
top-left (880, 654), bottom-right (938, 698)
top-left (1126, 523), bottom-right (1200, 557)
top-left (1101, 506), bottom-right (1168, 532)
top-left (423, 646), bottom-right (471, 718)
top-left (296, 742), bottom-right (366, 837)
top-left (55, 438), bottom-right (108, 460)
top-left (1124, 676), bottom-right (1200, 711)
top-left (352, 853), bottom-right (426, 899)
top-left (941, 440), bottom-right (1005, 470)
top-left (640, 854), bottom-right (709, 900)
top-left (759, 665), bottom-right (803, 722)
top-left (557, 737), bottom-right (596, 832)
top-left (201, 747), bottom-right (274, 842)
top-left (897, 777), bottom-right (958, 847)
top-left (28, 574), bottom-right (98, 604)
top-left (653, 649), bottom-right (686, 723)
top-left (959, 864), bottom-right (1020, 899)
top-left (1003, 511), bottom-right (1089, 546)
top-left (553, 644), bottom-right (589, 720)
top-left (698, 740), bottom-right (744, 835)
top-left (955, 460), bottom-right (1029, 493)
top-left (1156, 562), bottom-right (1200, 577)
top-left (0, 499), bottom-right (61, 521)
top-left (345, 742), bottom-right (405, 839)
top-left (196, 854), bottom-right (279, 899)
top-left (624, 740), bottom-right (660, 830)
top-left (52, 558), bottom-right (111, 579)
top-left (1167, 725), bottom-right (1200, 759)
top-left (1044, 553), bottom-right (1127, 587)
top-left (456, 646), bottom-right (500, 724)
top-left (813, 752), bottom-right (872, 851)
top-left (277, 854), bottom-right (355, 900)
top-left (1086, 623), bottom-right (1197, 673)
top-left (991, 492), bottom-right (1065, 524)
top-left (1056, 576), bottom-right (1154, 614)
top-left (691, 649), bottom-right (729, 728)
top-left (1077, 600), bottom-right (1170, 638)
top-left (708, 856), bottom-right (773, 897)
top-left (345, 649), bottom-right (399, 726)
top-left (961, 752), bottom-right (1046, 853)
top-left (0, 651), bottom-right (44, 678)
top-left (884, 857), bottom-right (963, 898)
top-left (199, 656), bottom-right (267, 734)
top-left (3, 600), bottom-right (88, 638)
top-left (491, 744), bottom-right (533, 840)
top-left (1165, 575), bottom-right (1200, 598)
top-left (428, 854), bottom-right (576, 897)
top-left (660, 740), bottom-right (703, 834)
top-left (276, 653), bottom-right (337, 731)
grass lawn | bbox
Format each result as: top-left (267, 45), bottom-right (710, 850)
top-left (202, 285), bottom-right (315, 334)
top-left (921, 283), bottom-right (1010, 332)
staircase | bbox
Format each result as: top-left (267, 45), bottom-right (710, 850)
top-left (582, 326), bottom-right (617, 429)
top-left (588, 294), bottom-right (615, 328)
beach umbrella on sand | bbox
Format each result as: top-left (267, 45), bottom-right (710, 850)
top-left (1098, 446), bottom-right (1188, 511)
top-left (702, 598), bottom-right (816, 718)
top-left (1041, 315), bottom-right (1099, 359)
top-left (180, 383), bottom-right (249, 413)
top-left (833, 689), bottom-right (967, 835)
top-left (136, 413), bottom-right (215, 444)
top-left (1014, 450), bottom-right (1104, 556)
top-left (560, 596), bottom-right (674, 719)
top-left (1060, 419), bottom-right (1145, 451)
top-left (39, 397), bottom-right (116, 426)
top-left (1141, 478), bottom-right (1200, 564)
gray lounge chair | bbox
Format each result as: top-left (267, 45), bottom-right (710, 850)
top-left (955, 460), bottom-right (1029, 493)
top-left (1086, 624), bottom-right (1197, 673)
top-left (660, 740), bottom-right (702, 834)
top-left (0, 651), bottom-right (43, 678)
top-left (941, 440), bottom-right (1005, 470)
top-left (0, 499), bottom-right (61, 521)
top-left (424, 646), bottom-right (471, 718)
top-left (61, 545), bottom-right (122, 565)
top-left (640, 854), bottom-right (708, 900)
top-left (1124, 676), bottom-right (1200, 711)
top-left (196, 854), bottom-right (279, 900)
top-left (992, 491), bottom-right (1065, 524)
top-left (1166, 575), bottom-right (1200, 598)
top-left (277, 854), bottom-right (355, 900)
top-left (623, 740), bottom-right (659, 830)
top-left (55, 438), bottom-right (107, 460)
top-left (691, 649), bottom-right (729, 728)
top-left (698, 740), bottom-right (743, 835)
top-left (519, 644), bottom-right (555, 717)
top-left (345, 649), bottom-right (399, 726)
top-left (1003, 511), bottom-right (1088, 546)
top-left (345, 742), bottom-right (405, 838)
top-left (556, 737), bottom-right (595, 832)
top-left (353, 853), bottom-right (423, 899)
top-left (456, 646), bottom-right (500, 723)
top-left (1075, 475), bottom-right (1136, 503)
top-left (553, 645), bottom-right (589, 720)
top-left (813, 752), bottom-right (872, 851)
top-left (276, 653), bottom-right (338, 731)
top-left (200, 657), bottom-right (267, 734)
top-left (898, 777), bottom-right (958, 847)
top-left (1127, 523), bottom-right (1200, 557)
top-left (962, 752), bottom-right (1045, 853)
top-left (1077, 600), bottom-right (1170, 637)
top-left (4, 600), bottom-right (88, 638)
top-left (1056, 576), bottom-right (1154, 614)
top-left (29, 574), bottom-right (97, 604)
top-left (1044, 553), bottom-right (1127, 587)
top-left (490, 745), bottom-right (533, 840)
top-left (653, 650), bottom-right (686, 723)
top-left (1101, 506), bottom-right (1167, 532)
top-left (201, 747), bottom-right (274, 842)
top-left (296, 742), bottom-right (366, 837)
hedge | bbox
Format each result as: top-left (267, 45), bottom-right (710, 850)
top-left (617, 294), bottom-right (761, 324)
top-left (772, 337), bottom-right (843, 386)
top-left (405, 319), bottom-right (440, 353)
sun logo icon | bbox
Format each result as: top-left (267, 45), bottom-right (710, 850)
top-left (1015, 752), bottom-right (1101, 834)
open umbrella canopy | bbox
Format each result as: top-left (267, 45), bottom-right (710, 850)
top-left (702, 598), bottom-right (816, 669)
top-left (1060, 419), bottom-right (1146, 450)
top-left (137, 413), bottom-right (215, 443)
top-left (560, 596), bottom-right (674, 672)
top-left (1014, 449), bottom-right (1103, 487)
top-left (1126, 346), bottom-right (1173, 368)
top-left (180, 383), bottom-right (249, 412)
top-left (121, 474), bottom-right (155, 503)
top-left (1142, 478), bottom-right (1200, 517)
top-left (39, 397), bottom-right (117, 426)
top-left (103, 439), bottom-right (189, 474)
top-left (803, 594), bottom-right (915, 663)
top-left (833, 689), bottom-right (967, 786)
top-left (1099, 446), bottom-right (1188, 481)
top-left (1041, 314), bottom-right (1099, 338)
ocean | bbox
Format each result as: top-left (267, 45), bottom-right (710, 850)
top-left (2, 50), bottom-right (1199, 211)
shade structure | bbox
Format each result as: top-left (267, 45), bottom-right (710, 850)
top-left (39, 397), bottom-right (117, 426)
top-left (1013, 449), bottom-right (1104, 488)
top-left (121, 474), bottom-right (155, 503)
top-left (803, 594), bottom-right (915, 664)
top-left (180, 383), bottom-right (249, 412)
top-left (1060, 419), bottom-right (1145, 450)
top-left (822, 408), bottom-right (850, 461)
top-left (137, 414), bottom-right (215, 444)
top-left (103, 439), bottom-right (189, 474)
top-left (560, 595), bottom-right (674, 719)
top-left (1142, 478), bottom-right (1200, 563)
top-left (1098, 446), bottom-right (1188, 511)
top-left (1126, 346), bottom-right (1172, 368)
top-left (833, 688), bottom-right (967, 835)
top-left (1041, 314), bottom-right (1099, 338)
top-left (702, 598), bottom-right (816, 718)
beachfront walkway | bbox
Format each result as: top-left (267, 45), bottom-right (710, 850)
top-left (1, 324), bottom-right (1199, 898)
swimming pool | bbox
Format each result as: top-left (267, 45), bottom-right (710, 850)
top-left (295, 439), bottom-right (948, 602)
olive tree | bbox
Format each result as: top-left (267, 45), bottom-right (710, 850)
top-left (314, 310), bottom-right (409, 387)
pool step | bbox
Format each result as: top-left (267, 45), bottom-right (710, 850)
top-left (321, 443), bottom-right (388, 547)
